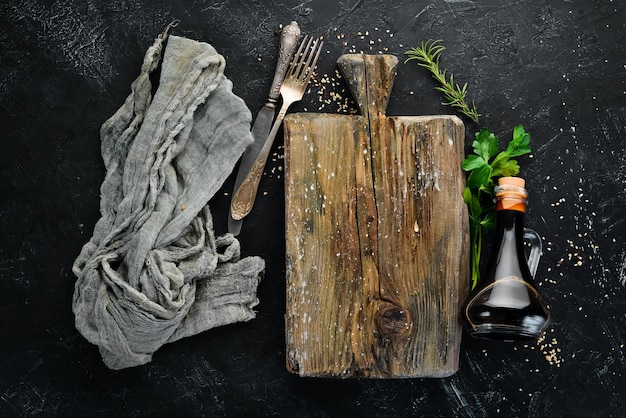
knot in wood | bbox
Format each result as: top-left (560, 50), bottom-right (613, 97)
top-left (376, 305), bottom-right (410, 337)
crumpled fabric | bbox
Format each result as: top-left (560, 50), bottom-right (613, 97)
top-left (72, 28), bottom-right (265, 370)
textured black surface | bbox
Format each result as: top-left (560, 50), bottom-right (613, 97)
top-left (1, 0), bottom-right (625, 416)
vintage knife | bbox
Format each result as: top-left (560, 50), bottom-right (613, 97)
top-left (228, 21), bottom-right (301, 235)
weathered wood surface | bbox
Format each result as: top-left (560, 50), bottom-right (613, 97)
top-left (283, 54), bottom-right (469, 378)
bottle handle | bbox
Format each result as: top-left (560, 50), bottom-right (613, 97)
top-left (523, 227), bottom-right (542, 279)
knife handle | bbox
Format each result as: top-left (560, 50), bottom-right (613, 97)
top-left (268, 21), bottom-right (301, 101)
top-left (230, 102), bottom-right (290, 221)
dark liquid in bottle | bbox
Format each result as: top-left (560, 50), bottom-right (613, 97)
top-left (464, 276), bottom-right (550, 340)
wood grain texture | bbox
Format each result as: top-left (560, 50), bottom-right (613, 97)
top-left (284, 54), bottom-right (469, 378)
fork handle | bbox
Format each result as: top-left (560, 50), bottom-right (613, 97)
top-left (230, 100), bottom-right (292, 220)
top-left (268, 22), bottom-right (300, 101)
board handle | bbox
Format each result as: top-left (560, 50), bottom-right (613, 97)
top-left (337, 54), bottom-right (398, 119)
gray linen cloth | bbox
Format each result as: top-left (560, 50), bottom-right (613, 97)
top-left (72, 30), bottom-right (265, 370)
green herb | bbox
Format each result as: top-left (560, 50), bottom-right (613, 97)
top-left (404, 40), bottom-right (480, 124)
top-left (462, 126), bottom-right (532, 288)
top-left (405, 40), bottom-right (532, 289)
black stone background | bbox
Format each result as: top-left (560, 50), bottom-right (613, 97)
top-left (1, 0), bottom-right (625, 416)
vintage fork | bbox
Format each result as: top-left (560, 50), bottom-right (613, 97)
top-left (230, 35), bottom-right (323, 221)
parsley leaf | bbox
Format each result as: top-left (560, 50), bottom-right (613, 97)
top-left (473, 128), bottom-right (499, 161)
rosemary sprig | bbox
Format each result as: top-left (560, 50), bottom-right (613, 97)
top-left (404, 40), bottom-right (480, 124)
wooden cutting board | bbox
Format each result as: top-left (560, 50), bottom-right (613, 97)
top-left (283, 54), bottom-right (469, 378)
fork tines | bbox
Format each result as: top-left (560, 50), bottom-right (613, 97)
top-left (288, 35), bottom-right (323, 82)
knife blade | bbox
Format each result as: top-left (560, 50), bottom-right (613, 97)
top-left (228, 21), bottom-right (301, 236)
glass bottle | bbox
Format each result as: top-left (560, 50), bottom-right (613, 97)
top-left (462, 176), bottom-right (551, 340)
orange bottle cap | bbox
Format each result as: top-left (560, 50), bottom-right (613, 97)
top-left (495, 177), bottom-right (527, 212)
top-left (498, 176), bottom-right (526, 188)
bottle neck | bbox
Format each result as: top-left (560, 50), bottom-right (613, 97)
top-left (491, 209), bottom-right (531, 282)
top-left (495, 209), bottom-right (525, 235)
top-left (479, 179), bottom-right (533, 284)
top-left (494, 182), bottom-right (527, 239)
